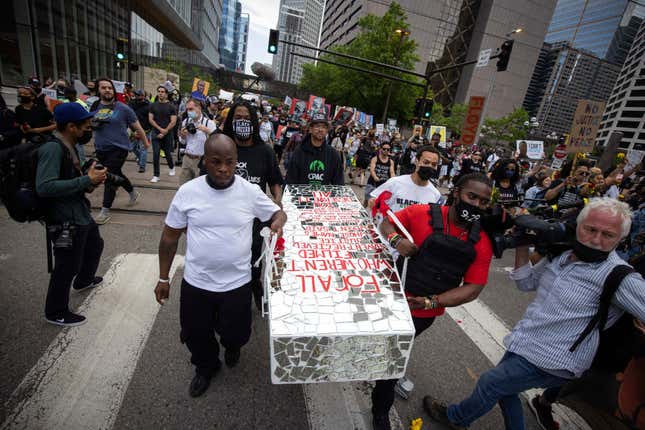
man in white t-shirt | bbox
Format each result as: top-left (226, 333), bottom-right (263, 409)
top-left (368, 145), bottom-right (443, 213)
top-left (178, 99), bottom-right (216, 185)
top-left (155, 134), bottom-right (287, 398)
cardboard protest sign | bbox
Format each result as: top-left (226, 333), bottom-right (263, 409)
top-left (516, 140), bottom-right (544, 160)
top-left (567, 99), bottom-right (605, 153)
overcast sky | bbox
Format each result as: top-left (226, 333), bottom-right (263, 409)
top-left (241, 0), bottom-right (281, 75)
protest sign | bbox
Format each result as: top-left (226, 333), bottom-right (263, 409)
top-left (567, 99), bottom-right (605, 153)
top-left (268, 185), bottom-right (415, 384)
top-left (516, 140), bottom-right (544, 160)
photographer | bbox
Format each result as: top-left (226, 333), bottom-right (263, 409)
top-left (424, 197), bottom-right (645, 430)
top-left (36, 103), bottom-right (107, 326)
top-left (178, 98), bottom-right (215, 186)
top-left (370, 173), bottom-right (494, 430)
top-left (544, 159), bottom-right (592, 217)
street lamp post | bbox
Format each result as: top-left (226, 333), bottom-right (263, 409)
top-left (381, 29), bottom-right (410, 125)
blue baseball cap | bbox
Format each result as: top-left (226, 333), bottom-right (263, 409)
top-left (53, 102), bottom-right (94, 126)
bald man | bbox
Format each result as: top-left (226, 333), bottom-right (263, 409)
top-left (156, 134), bottom-right (287, 398)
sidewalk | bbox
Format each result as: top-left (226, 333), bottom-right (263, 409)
top-left (86, 145), bottom-right (179, 216)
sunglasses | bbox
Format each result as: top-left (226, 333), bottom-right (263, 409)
top-left (381, 147), bottom-right (391, 151)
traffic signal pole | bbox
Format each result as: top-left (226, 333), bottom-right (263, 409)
top-left (280, 37), bottom-right (501, 121)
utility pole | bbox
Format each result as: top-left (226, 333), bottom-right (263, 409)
top-left (381, 29), bottom-right (409, 124)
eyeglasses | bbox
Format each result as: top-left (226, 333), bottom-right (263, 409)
top-left (577, 171), bottom-right (590, 176)
top-left (382, 147), bottom-right (391, 152)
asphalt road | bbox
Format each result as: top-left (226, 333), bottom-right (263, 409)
top-left (0, 202), bottom-right (549, 430)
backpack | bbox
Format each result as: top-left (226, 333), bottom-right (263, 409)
top-left (405, 204), bottom-right (481, 297)
top-left (0, 138), bottom-right (67, 222)
top-left (570, 264), bottom-right (641, 372)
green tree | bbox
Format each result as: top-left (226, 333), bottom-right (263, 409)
top-left (300, 2), bottom-right (421, 122)
top-left (427, 102), bottom-right (468, 135)
top-left (480, 107), bottom-right (529, 144)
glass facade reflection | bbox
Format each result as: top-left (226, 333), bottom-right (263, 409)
top-left (545, 0), bottom-right (644, 64)
top-left (219, 0), bottom-right (240, 69)
top-left (2, 0), bottom-right (131, 86)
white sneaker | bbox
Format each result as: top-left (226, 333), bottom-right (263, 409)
top-left (95, 212), bottom-right (111, 225)
top-left (168, 168), bottom-right (176, 176)
top-left (150, 176), bottom-right (160, 183)
top-left (127, 190), bottom-right (140, 206)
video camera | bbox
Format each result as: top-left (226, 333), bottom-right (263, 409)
top-left (481, 202), bottom-right (578, 259)
top-left (81, 159), bottom-right (126, 186)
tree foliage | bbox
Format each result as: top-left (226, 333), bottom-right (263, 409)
top-left (427, 103), bottom-right (469, 135)
top-left (480, 107), bottom-right (529, 144)
top-left (299, 2), bottom-right (422, 122)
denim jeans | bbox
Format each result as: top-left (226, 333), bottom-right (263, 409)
top-left (152, 133), bottom-right (174, 177)
top-left (131, 133), bottom-right (149, 169)
top-left (447, 351), bottom-right (569, 430)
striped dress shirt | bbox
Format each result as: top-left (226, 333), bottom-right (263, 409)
top-left (505, 250), bottom-right (645, 378)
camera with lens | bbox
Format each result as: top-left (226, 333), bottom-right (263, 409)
top-left (81, 159), bottom-right (126, 186)
top-left (186, 122), bottom-right (197, 135)
top-left (48, 222), bottom-right (76, 249)
top-left (481, 203), bottom-right (575, 259)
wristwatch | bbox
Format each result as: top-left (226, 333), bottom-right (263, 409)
top-left (424, 295), bottom-right (439, 310)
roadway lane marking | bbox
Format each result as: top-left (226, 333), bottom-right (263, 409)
top-left (446, 299), bottom-right (592, 430)
top-left (1, 253), bottom-right (184, 430)
top-left (303, 381), bottom-right (404, 430)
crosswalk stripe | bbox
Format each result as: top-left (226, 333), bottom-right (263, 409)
top-left (446, 299), bottom-right (592, 430)
top-left (1, 253), bottom-right (184, 430)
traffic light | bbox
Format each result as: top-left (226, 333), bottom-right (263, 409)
top-left (415, 98), bottom-right (433, 119)
top-left (496, 39), bottom-right (514, 72)
top-left (116, 37), bottom-right (128, 68)
top-left (268, 29), bottom-right (279, 54)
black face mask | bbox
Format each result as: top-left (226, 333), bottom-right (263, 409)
top-left (572, 240), bottom-right (610, 263)
top-left (417, 166), bottom-right (437, 181)
top-left (19, 96), bottom-right (33, 104)
top-left (232, 119), bottom-right (253, 141)
top-left (455, 199), bottom-right (482, 224)
top-left (77, 130), bottom-right (93, 145)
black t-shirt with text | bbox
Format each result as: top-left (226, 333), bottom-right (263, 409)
top-left (149, 101), bottom-right (177, 129)
top-left (235, 142), bottom-right (283, 192)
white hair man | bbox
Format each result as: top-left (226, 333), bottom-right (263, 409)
top-left (423, 197), bottom-right (644, 430)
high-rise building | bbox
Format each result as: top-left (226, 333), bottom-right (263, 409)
top-left (1, 0), bottom-right (220, 87)
top-left (237, 14), bottom-right (250, 72)
top-left (319, 0), bottom-right (556, 118)
top-left (163, 0), bottom-right (224, 68)
top-left (596, 20), bottom-right (645, 152)
top-left (530, 42), bottom-right (621, 136)
top-left (272, 0), bottom-right (325, 85)
top-left (219, 0), bottom-right (250, 72)
top-left (523, 0), bottom-right (644, 136)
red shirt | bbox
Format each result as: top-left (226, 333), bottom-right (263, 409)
top-left (390, 205), bottom-right (493, 318)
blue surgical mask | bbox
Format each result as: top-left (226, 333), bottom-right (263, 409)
top-left (187, 110), bottom-right (197, 120)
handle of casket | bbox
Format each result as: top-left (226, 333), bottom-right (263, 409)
top-left (255, 227), bottom-right (279, 318)
top-left (386, 209), bottom-right (413, 293)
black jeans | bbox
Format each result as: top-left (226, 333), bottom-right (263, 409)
top-left (152, 133), bottom-right (175, 176)
top-left (45, 222), bottom-right (104, 318)
top-left (371, 316), bottom-right (436, 415)
top-left (96, 147), bottom-right (134, 208)
top-left (179, 279), bottom-right (252, 376)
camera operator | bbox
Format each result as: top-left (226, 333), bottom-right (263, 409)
top-left (370, 173), bottom-right (494, 430)
top-left (36, 103), bottom-right (107, 326)
top-left (544, 159), bottom-right (592, 217)
top-left (423, 197), bottom-right (645, 430)
top-left (178, 98), bottom-right (216, 186)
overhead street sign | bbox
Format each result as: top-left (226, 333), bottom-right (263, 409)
top-left (476, 49), bottom-right (492, 68)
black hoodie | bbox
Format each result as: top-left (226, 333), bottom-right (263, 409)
top-left (286, 134), bottom-right (344, 185)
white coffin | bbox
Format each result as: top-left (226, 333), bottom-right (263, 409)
top-left (267, 185), bottom-right (415, 384)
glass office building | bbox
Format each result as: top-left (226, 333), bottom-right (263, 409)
top-left (1, 0), bottom-right (204, 88)
top-left (218, 0), bottom-right (241, 70)
top-left (2, 0), bottom-right (132, 86)
top-left (545, 0), bottom-right (645, 64)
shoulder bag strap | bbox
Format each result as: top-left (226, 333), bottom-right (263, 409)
top-left (569, 264), bottom-right (634, 352)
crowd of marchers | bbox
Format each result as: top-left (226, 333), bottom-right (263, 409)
top-left (1, 77), bottom-right (644, 430)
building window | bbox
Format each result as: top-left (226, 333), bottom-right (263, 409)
top-left (630, 89), bottom-right (645, 97)
top-left (616, 120), bottom-right (640, 128)
top-left (621, 110), bottom-right (644, 118)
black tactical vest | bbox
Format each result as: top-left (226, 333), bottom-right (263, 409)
top-left (404, 204), bottom-right (480, 297)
